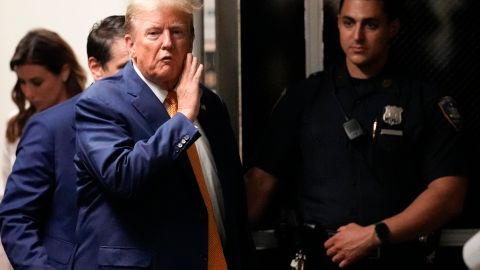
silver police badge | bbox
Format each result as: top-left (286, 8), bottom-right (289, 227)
top-left (383, 105), bottom-right (403, 126)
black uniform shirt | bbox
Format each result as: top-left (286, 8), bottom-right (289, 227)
top-left (254, 62), bottom-right (465, 229)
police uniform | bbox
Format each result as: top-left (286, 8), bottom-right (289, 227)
top-left (253, 62), bottom-right (465, 269)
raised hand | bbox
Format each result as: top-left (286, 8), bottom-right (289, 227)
top-left (176, 53), bottom-right (204, 121)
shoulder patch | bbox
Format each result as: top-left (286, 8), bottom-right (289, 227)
top-left (438, 96), bottom-right (462, 131)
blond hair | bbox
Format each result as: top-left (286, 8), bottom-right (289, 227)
top-left (125, 0), bottom-right (202, 35)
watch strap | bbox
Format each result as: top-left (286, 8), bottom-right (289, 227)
top-left (375, 222), bottom-right (391, 245)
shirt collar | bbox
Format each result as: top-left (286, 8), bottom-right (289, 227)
top-left (132, 62), bottom-right (169, 103)
top-left (333, 61), bottom-right (398, 98)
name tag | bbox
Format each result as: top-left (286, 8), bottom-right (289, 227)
top-left (380, 129), bottom-right (403, 136)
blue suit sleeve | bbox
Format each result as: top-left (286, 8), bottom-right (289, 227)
top-left (75, 93), bottom-right (200, 199)
top-left (0, 118), bottom-right (55, 270)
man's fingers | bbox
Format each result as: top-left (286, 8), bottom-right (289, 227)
top-left (185, 53), bottom-right (192, 73)
top-left (194, 64), bottom-right (204, 81)
top-left (181, 53), bottom-right (203, 83)
top-left (179, 53), bottom-right (192, 84)
top-left (325, 246), bottom-right (337, 257)
top-left (331, 252), bottom-right (344, 264)
top-left (189, 55), bottom-right (198, 78)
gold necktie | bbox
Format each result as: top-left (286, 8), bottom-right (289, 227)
top-left (164, 91), bottom-right (228, 270)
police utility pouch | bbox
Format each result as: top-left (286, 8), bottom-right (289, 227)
top-left (343, 118), bottom-right (364, 140)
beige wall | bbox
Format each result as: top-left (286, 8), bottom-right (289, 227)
top-left (0, 0), bottom-right (129, 142)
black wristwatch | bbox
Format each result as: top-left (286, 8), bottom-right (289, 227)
top-left (374, 222), bottom-right (391, 245)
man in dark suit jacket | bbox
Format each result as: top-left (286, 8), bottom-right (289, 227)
top-left (0, 16), bottom-right (128, 270)
top-left (73, 1), bottom-right (252, 269)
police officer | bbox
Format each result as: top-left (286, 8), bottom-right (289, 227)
top-left (245, 0), bottom-right (468, 269)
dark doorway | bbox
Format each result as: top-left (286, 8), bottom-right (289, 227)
top-left (241, 0), bottom-right (306, 166)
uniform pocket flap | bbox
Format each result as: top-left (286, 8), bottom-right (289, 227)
top-left (98, 246), bottom-right (152, 267)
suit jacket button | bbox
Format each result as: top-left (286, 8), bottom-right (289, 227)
top-left (177, 143), bottom-right (183, 148)
top-left (201, 254), bottom-right (207, 262)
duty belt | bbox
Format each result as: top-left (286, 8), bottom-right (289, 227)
top-left (253, 229), bottom-right (278, 250)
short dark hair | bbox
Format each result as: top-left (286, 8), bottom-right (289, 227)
top-left (338, 0), bottom-right (402, 21)
top-left (87, 15), bottom-right (125, 68)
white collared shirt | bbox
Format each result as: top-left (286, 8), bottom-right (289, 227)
top-left (132, 64), bottom-right (227, 245)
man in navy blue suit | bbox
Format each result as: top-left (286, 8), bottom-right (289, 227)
top-left (73, 0), bottom-right (252, 269)
top-left (0, 16), bottom-right (128, 269)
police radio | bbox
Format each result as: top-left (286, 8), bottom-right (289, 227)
top-left (343, 118), bottom-right (364, 140)
top-left (332, 91), bottom-right (364, 140)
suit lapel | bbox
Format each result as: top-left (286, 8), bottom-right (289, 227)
top-left (196, 88), bottom-right (225, 176)
top-left (197, 87), bottom-right (213, 138)
top-left (123, 63), bottom-right (171, 132)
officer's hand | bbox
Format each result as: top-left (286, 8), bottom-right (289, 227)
top-left (176, 53), bottom-right (204, 121)
top-left (324, 223), bottom-right (381, 268)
